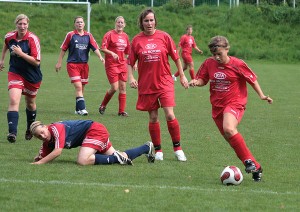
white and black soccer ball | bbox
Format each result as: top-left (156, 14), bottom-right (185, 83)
top-left (220, 166), bottom-right (243, 185)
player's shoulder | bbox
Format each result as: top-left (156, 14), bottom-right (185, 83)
top-left (229, 56), bottom-right (246, 65)
top-left (132, 32), bottom-right (144, 41)
top-left (27, 31), bottom-right (40, 40)
top-left (4, 31), bottom-right (17, 39)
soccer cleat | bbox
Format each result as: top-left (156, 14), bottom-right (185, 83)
top-left (244, 159), bottom-right (256, 173)
top-left (175, 150), bottom-right (187, 162)
top-left (172, 74), bottom-right (177, 81)
top-left (75, 109), bottom-right (88, 116)
top-left (113, 151), bottom-right (133, 165)
top-left (145, 141), bottom-right (155, 163)
top-left (155, 152), bottom-right (164, 161)
top-left (25, 129), bottom-right (33, 140)
top-left (7, 133), bottom-right (16, 143)
top-left (252, 167), bottom-right (263, 182)
top-left (118, 112), bottom-right (129, 117)
top-left (98, 105), bottom-right (106, 115)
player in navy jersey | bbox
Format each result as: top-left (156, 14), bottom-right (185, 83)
top-left (55, 16), bottom-right (104, 116)
top-left (0, 14), bottom-right (42, 143)
top-left (30, 120), bottom-right (155, 165)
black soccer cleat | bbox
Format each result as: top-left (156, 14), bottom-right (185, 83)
top-left (252, 167), bottom-right (263, 182)
top-left (118, 111), bottom-right (129, 117)
top-left (7, 133), bottom-right (17, 143)
top-left (244, 159), bottom-right (256, 173)
top-left (25, 129), bottom-right (33, 140)
top-left (99, 105), bottom-right (106, 115)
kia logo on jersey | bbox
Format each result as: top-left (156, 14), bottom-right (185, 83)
top-left (118, 39), bottom-right (125, 43)
top-left (214, 72), bottom-right (226, 79)
top-left (145, 43), bottom-right (157, 49)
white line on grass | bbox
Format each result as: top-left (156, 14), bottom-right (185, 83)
top-left (0, 178), bottom-right (298, 196)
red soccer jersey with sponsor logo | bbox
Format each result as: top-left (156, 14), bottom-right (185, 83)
top-left (128, 30), bottom-right (179, 94)
top-left (196, 56), bottom-right (257, 108)
top-left (101, 30), bottom-right (130, 69)
top-left (178, 34), bottom-right (196, 54)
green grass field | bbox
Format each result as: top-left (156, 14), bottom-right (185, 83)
top-left (0, 54), bottom-right (299, 211)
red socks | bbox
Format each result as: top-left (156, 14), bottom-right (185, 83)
top-left (149, 122), bottom-right (161, 152)
top-left (167, 119), bottom-right (182, 151)
top-left (149, 119), bottom-right (182, 152)
top-left (118, 93), bottom-right (126, 113)
top-left (101, 91), bottom-right (114, 107)
top-left (229, 133), bottom-right (261, 169)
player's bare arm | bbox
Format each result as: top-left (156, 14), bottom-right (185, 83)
top-left (0, 45), bottom-right (8, 71)
top-left (174, 59), bottom-right (189, 89)
top-left (94, 49), bottom-right (105, 63)
top-left (31, 148), bottom-right (63, 164)
top-left (127, 64), bottom-right (138, 89)
top-left (251, 80), bottom-right (273, 104)
top-left (12, 45), bottom-right (40, 67)
top-left (55, 50), bottom-right (66, 72)
top-left (189, 78), bottom-right (205, 87)
top-left (101, 48), bottom-right (119, 61)
top-left (195, 46), bottom-right (203, 54)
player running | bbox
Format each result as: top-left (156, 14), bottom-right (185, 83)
top-left (30, 120), bottom-right (155, 165)
top-left (0, 14), bottom-right (42, 143)
top-left (55, 16), bottom-right (104, 116)
top-left (173, 25), bottom-right (203, 81)
top-left (189, 36), bottom-right (273, 181)
top-left (128, 8), bottom-right (189, 161)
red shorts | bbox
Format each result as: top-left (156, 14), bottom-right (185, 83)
top-left (67, 63), bottom-right (89, 84)
top-left (106, 65), bottom-right (127, 84)
top-left (82, 122), bottom-right (112, 153)
top-left (182, 52), bottom-right (193, 64)
top-left (8, 72), bottom-right (41, 98)
top-left (136, 91), bottom-right (175, 111)
top-left (212, 105), bottom-right (245, 135)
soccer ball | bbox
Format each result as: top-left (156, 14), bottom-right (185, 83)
top-left (220, 166), bottom-right (243, 185)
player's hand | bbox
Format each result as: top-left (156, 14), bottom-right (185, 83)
top-left (0, 62), bottom-right (4, 72)
top-left (129, 78), bottom-right (138, 89)
top-left (11, 45), bottom-right (23, 56)
top-left (180, 75), bottom-right (189, 89)
top-left (189, 79), bottom-right (197, 87)
top-left (55, 63), bottom-right (61, 72)
top-left (262, 95), bottom-right (273, 104)
top-left (99, 57), bottom-right (105, 64)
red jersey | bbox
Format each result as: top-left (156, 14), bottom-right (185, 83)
top-left (196, 56), bottom-right (257, 108)
top-left (101, 30), bottom-right (130, 69)
top-left (178, 34), bottom-right (196, 54)
top-left (128, 30), bottom-right (179, 94)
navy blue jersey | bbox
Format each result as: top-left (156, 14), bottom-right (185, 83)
top-left (60, 30), bottom-right (99, 63)
top-left (4, 31), bottom-right (42, 83)
top-left (50, 120), bottom-right (94, 149)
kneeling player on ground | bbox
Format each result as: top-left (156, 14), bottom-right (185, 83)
top-left (30, 120), bottom-right (155, 165)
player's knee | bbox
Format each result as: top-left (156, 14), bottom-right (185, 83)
top-left (223, 126), bottom-right (236, 138)
top-left (77, 158), bottom-right (89, 166)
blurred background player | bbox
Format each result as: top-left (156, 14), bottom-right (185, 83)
top-left (30, 120), bottom-right (155, 165)
top-left (189, 35), bottom-right (273, 181)
top-left (128, 8), bottom-right (189, 161)
top-left (173, 25), bottom-right (203, 81)
top-left (55, 16), bottom-right (104, 116)
top-left (98, 16), bottom-right (131, 117)
top-left (0, 14), bottom-right (42, 143)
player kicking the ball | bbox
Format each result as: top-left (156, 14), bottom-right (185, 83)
top-left (189, 36), bottom-right (273, 182)
top-left (30, 120), bottom-right (155, 165)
